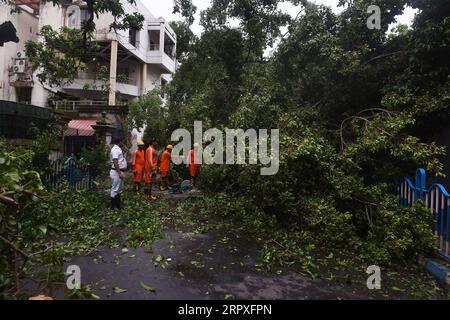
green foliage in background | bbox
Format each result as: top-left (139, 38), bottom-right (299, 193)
top-left (127, 90), bottom-right (170, 146)
top-left (81, 141), bottom-right (109, 177)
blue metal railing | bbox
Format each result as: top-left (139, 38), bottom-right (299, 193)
top-left (43, 158), bottom-right (96, 191)
top-left (397, 168), bottom-right (450, 260)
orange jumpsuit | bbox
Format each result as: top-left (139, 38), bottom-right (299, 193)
top-left (145, 146), bottom-right (158, 184)
top-left (160, 150), bottom-right (172, 177)
top-left (189, 149), bottom-right (200, 177)
top-left (132, 149), bottom-right (146, 183)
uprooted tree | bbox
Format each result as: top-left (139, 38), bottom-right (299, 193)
top-left (165, 0), bottom-right (450, 264)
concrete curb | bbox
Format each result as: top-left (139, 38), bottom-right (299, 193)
top-left (418, 256), bottom-right (450, 288)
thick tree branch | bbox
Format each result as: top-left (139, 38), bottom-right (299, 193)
top-left (0, 235), bottom-right (30, 259)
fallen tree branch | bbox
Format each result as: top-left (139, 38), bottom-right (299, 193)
top-left (0, 235), bottom-right (30, 259)
top-left (29, 243), bottom-right (56, 258)
top-left (85, 239), bottom-right (104, 256)
top-left (339, 108), bottom-right (398, 151)
top-left (0, 194), bottom-right (18, 206)
top-left (0, 181), bottom-right (47, 206)
top-left (365, 51), bottom-right (404, 64)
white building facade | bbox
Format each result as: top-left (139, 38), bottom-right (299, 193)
top-left (1, 0), bottom-right (176, 109)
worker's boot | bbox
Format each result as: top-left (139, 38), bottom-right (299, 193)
top-left (146, 188), bottom-right (156, 200)
top-left (110, 197), bottom-right (116, 210)
top-left (115, 194), bottom-right (121, 210)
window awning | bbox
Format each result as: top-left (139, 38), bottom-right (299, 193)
top-left (65, 120), bottom-right (97, 137)
top-left (15, 0), bottom-right (40, 15)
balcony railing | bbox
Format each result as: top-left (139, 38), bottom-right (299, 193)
top-left (53, 101), bottom-right (128, 114)
top-left (53, 100), bottom-right (109, 111)
top-left (76, 71), bottom-right (138, 86)
top-left (117, 76), bottom-right (138, 86)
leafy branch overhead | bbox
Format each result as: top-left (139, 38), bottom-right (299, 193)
top-left (43, 0), bottom-right (145, 40)
top-left (25, 26), bottom-right (96, 87)
top-left (173, 0), bottom-right (198, 25)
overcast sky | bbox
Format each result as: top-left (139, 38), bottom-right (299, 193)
top-left (143, 0), bottom-right (418, 36)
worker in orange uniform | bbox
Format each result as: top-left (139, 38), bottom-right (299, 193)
top-left (187, 143), bottom-right (201, 186)
top-left (144, 140), bottom-right (158, 200)
top-left (131, 141), bottom-right (146, 191)
top-left (159, 145), bottom-right (174, 191)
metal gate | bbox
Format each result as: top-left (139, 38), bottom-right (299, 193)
top-left (397, 168), bottom-right (450, 260)
top-left (44, 158), bottom-right (95, 190)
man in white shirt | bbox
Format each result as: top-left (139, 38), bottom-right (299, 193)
top-left (110, 136), bottom-right (127, 210)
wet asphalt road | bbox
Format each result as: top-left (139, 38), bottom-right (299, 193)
top-left (61, 227), bottom-right (370, 300)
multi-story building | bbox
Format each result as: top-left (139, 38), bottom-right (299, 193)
top-left (38, 0), bottom-right (177, 109)
top-left (0, 0), bottom-right (177, 154)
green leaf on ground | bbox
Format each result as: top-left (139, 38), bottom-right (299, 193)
top-left (113, 287), bottom-right (127, 294)
top-left (140, 281), bottom-right (156, 293)
top-left (38, 225), bottom-right (47, 235)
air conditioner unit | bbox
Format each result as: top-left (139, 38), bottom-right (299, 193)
top-left (13, 65), bottom-right (25, 74)
top-left (16, 50), bottom-right (26, 59)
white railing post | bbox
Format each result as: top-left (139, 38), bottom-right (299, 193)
top-left (407, 184), bottom-right (412, 207)
top-left (445, 198), bottom-right (450, 257)
top-left (440, 193), bottom-right (444, 250)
